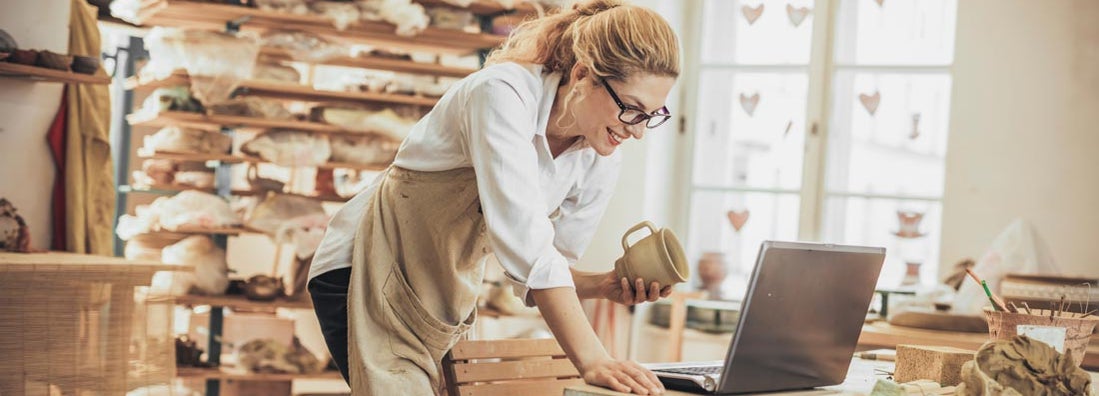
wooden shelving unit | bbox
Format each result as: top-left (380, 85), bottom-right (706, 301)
top-left (171, 293), bottom-right (313, 310)
top-left (135, 1), bottom-right (505, 55)
top-left (107, 2), bottom-right (515, 393)
top-left (126, 73), bottom-right (439, 107)
top-left (0, 62), bottom-right (110, 85)
top-left (177, 367), bottom-right (342, 381)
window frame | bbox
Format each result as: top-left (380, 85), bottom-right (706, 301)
top-left (676, 0), bottom-right (955, 290)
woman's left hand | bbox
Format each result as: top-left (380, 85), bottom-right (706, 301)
top-left (598, 272), bottom-right (672, 306)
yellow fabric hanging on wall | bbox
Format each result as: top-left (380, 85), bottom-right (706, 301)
top-left (66, 0), bottom-right (114, 254)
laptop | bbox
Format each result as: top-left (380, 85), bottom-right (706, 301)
top-left (646, 241), bottom-right (886, 394)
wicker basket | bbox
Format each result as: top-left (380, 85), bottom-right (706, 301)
top-left (983, 307), bottom-right (1098, 366)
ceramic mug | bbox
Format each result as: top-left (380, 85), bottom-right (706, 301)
top-left (614, 221), bottom-right (689, 286)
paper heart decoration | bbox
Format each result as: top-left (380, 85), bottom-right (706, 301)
top-left (739, 92), bottom-right (760, 116)
top-left (726, 210), bottom-right (750, 232)
top-left (741, 4), bottom-right (764, 25)
top-left (893, 210), bottom-right (925, 238)
top-left (858, 91), bottom-right (881, 116)
top-left (874, 0), bottom-right (884, 7)
top-left (786, 4), bottom-right (811, 27)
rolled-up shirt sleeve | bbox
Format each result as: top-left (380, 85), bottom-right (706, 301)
top-left (462, 78), bottom-right (574, 306)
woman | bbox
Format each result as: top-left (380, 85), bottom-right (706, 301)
top-left (308, 1), bottom-right (680, 394)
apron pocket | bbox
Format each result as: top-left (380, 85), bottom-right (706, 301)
top-left (382, 266), bottom-right (473, 370)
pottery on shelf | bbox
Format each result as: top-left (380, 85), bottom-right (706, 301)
top-left (71, 55), bottom-right (100, 74)
top-left (243, 274), bottom-right (284, 301)
top-left (36, 50), bottom-right (73, 71)
top-left (0, 29), bottom-right (16, 54)
top-left (9, 49), bottom-right (38, 65)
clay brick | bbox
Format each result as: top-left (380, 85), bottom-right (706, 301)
top-left (893, 344), bottom-right (975, 386)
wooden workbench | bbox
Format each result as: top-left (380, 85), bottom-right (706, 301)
top-left (0, 252), bottom-right (187, 395)
top-left (857, 321), bottom-right (1099, 369)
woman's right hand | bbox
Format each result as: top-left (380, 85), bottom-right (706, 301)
top-left (581, 358), bottom-right (665, 395)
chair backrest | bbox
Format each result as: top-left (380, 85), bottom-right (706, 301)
top-left (442, 338), bottom-right (583, 396)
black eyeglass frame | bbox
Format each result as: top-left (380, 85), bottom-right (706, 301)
top-left (600, 79), bottom-right (672, 128)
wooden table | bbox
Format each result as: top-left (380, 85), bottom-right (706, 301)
top-left (565, 358), bottom-right (897, 395)
top-left (564, 357), bottom-right (1099, 395)
top-left (0, 252), bottom-right (187, 395)
top-left (857, 321), bottom-right (1099, 369)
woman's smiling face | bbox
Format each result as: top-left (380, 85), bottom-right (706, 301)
top-left (563, 68), bottom-right (676, 156)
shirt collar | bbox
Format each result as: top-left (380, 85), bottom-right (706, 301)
top-left (533, 66), bottom-right (592, 156)
top-left (535, 67), bottom-right (561, 138)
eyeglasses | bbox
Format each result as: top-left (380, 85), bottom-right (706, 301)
top-left (601, 79), bottom-right (672, 128)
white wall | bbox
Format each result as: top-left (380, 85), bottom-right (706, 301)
top-left (0, 0), bottom-right (71, 249)
top-left (941, 0), bottom-right (1099, 277)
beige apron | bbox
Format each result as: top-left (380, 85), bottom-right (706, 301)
top-left (347, 166), bottom-right (489, 395)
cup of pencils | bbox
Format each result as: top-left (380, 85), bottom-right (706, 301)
top-left (967, 269), bottom-right (1099, 367)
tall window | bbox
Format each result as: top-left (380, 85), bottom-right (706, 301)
top-left (685, 0), bottom-right (958, 298)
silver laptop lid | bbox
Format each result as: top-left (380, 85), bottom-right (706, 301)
top-left (718, 241), bottom-right (885, 394)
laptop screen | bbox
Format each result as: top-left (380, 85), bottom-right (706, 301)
top-left (718, 241), bottom-right (885, 394)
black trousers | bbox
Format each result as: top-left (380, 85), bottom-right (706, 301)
top-left (308, 267), bottom-right (352, 384)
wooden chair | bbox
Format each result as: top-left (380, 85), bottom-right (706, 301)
top-left (667, 291), bottom-right (706, 362)
top-left (441, 338), bottom-right (585, 396)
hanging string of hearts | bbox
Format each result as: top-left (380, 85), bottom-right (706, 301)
top-left (739, 92), bottom-right (760, 116)
top-left (786, 4), bottom-right (811, 27)
top-left (858, 91), bottom-right (881, 115)
top-left (893, 210), bottom-right (926, 238)
top-left (741, 4), bottom-right (764, 25)
top-left (910, 113), bottom-right (921, 140)
top-left (727, 209), bottom-right (750, 232)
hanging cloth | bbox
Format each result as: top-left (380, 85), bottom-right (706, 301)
top-left (64, 0), bottom-right (114, 254)
top-left (46, 90), bottom-right (68, 251)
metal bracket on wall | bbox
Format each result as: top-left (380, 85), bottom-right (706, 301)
top-left (112, 36), bottom-right (148, 257)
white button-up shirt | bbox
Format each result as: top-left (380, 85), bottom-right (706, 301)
top-left (309, 62), bottom-right (622, 303)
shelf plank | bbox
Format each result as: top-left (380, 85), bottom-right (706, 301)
top-left (176, 367), bottom-right (342, 381)
top-left (155, 225), bottom-right (249, 235)
top-left (261, 48), bottom-right (477, 79)
top-left (240, 80), bottom-right (439, 107)
top-left (169, 293), bottom-right (313, 310)
top-left (128, 111), bottom-right (344, 133)
top-left (0, 62), bottom-right (110, 85)
top-left (139, 151), bottom-right (249, 164)
top-left (123, 71), bottom-right (189, 90)
top-left (121, 183), bottom-right (352, 203)
top-left (140, 1), bottom-right (505, 55)
top-left (139, 151), bottom-right (389, 171)
top-left (126, 73), bottom-right (439, 108)
top-left (415, 0), bottom-right (540, 15)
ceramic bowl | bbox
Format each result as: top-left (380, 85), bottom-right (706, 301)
top-left (71, 55), bottom-right (100, 74)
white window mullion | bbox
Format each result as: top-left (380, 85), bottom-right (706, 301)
top-left (798, 0), bottom-right (838, 241)
top-left (674, 0), bottom-right (707, 238)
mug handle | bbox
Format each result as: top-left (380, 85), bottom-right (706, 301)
top-left (621, 221), bottom-right (657, 252)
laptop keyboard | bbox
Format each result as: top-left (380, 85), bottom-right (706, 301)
top-left (654, 366), bottom-right (723, 376)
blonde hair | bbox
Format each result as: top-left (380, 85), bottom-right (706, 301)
top-left (486, 0), bottom-right (680, 83)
